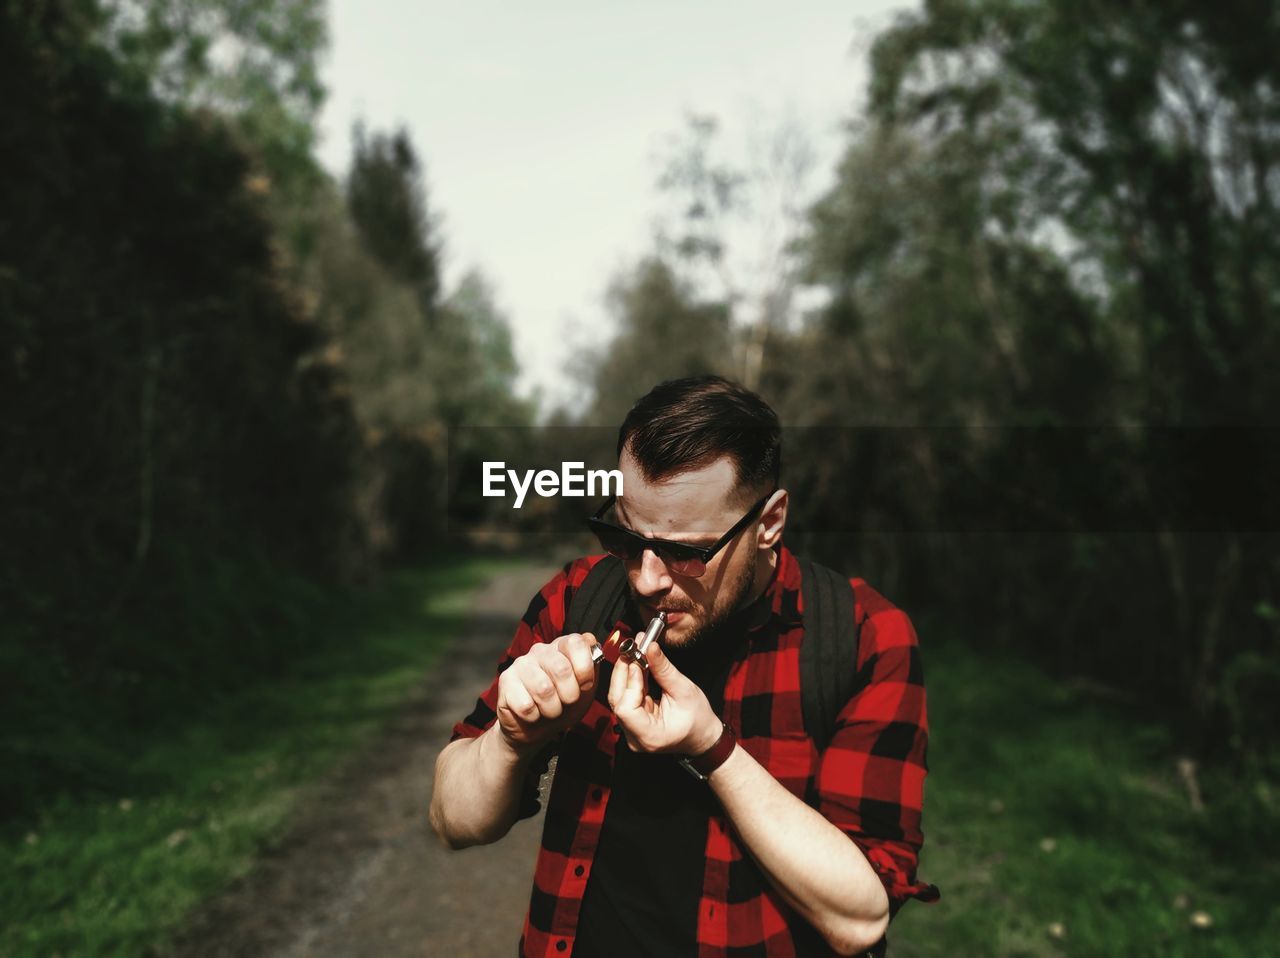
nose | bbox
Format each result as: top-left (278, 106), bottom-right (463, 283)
top-left (631, 546), bottom-right (673, 599)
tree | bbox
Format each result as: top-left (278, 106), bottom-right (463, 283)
top-left (868, 0), bottom-right (1279, 423)
top-left (583, 258), bottom-right (733, 426)
top-left (346, 122), bottom-right (443, 321)
top-left (1, 0), bottom-right (366, 811)
top-left (304, 183), bottom-right (438, 431)
top-left (653, 112), bottom-right (818, 390)
top-left (801, 0), bottom-right (1280, 744)
top-left (99, 0), bottom-right (327, 191)
top-left (434, 269), bottom-right (529, 427)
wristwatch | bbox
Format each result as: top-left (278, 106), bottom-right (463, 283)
top-left (678, 721), bottom-right (737, 782)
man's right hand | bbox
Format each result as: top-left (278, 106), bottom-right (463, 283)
top-left (495, 632), bottom-right (599, 754)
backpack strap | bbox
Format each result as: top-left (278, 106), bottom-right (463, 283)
top-left (565, 555), bottom-right (630, 642)
top-left (522, 556), bottom-right (629, 818)
top-left (798, 557), bottom-right (861, 753)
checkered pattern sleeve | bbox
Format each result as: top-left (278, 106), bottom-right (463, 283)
top-left (448, 558), bottom-right (599, 818)
top-left (815, 583), bottom-right (939, 912)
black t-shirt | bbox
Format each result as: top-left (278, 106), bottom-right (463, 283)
top-left (571, 603), bottom-right (763, 958)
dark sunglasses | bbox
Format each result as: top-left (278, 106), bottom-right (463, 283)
top-left (587, 494), bottom-right (772, 578)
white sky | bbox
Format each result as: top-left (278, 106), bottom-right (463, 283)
top-left (318, 1), bottom-right (915, 414)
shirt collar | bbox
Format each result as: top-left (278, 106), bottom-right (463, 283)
top-left (725, 541), bottom-right (801, 634)
top-left (767, 541), bottom-right (803, 629)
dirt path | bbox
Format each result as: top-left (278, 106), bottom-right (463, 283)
top-left (166, 563), bottom-right (558, 958)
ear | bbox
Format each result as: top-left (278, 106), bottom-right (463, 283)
top-left (756, 489), bottom-right (787, 549)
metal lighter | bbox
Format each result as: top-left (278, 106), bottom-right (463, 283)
top-left (589, 610), bottom-right (667, 671)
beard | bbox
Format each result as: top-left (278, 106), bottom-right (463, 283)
top-left (634, 552), bottom-right (759, 651)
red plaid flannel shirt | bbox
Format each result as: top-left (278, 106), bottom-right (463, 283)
top-left (450, 544), bottom-right (938, 956)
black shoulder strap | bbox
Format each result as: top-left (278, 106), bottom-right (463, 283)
top-left (798, 557), bottom-right (860, 753)
top-left (565, 555), bottom-right (630, 641)
top-left (523, 556), bottom-right (629, 818)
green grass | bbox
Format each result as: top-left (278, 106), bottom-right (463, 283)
top-left (9, 568), bottom-right (1278, 957)
top-left (889, 641), bottom-right (1280, 957)
top-left (2, 556), bottom-right (519, 957)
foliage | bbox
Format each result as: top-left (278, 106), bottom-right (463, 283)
top-left (783, 0), bottom-right (1280, 752)
top-left (888, 637), bottom-right (1280, 956)
top-left (2, 0), bottom-right (534, 820)
top-left (98, 0), bottom-right (328, 197)
top-left (867, 0), bottom-right (1279, 422)
top-left (1, 0), bottom-right (367, 814)
top-left (581, 258), bottom-right (733, 426)
top-left (333, 123), bottom-right (531, 434)
top-left (651, 112), bottom-right (818, 390)
top-left (331, 126), bottom-right (534, 555)
top-left (347, 122), bottom-right (443, 319)
top-left (574, 1), bottom-right (1280, 758)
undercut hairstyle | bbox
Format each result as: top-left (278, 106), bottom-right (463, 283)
top-left (617, 376), bottom-right (781, 505)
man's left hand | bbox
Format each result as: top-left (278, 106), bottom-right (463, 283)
top-left (607, 642), bottom-right (723, 755)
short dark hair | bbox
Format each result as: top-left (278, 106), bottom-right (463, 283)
top-left (617, 376), bottom-right (781, 504)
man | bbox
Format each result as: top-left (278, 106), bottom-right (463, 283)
top-left (430, 376), bottom-right (937, 957)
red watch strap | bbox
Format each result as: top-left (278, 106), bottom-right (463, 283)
top-left (681, 722), bottom-right (736, 780)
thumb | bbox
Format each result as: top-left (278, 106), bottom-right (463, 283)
top-left (642, 641), bottom-right (690, 696)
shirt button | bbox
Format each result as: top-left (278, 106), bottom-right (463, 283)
top-left (555, 941), bottom-right (567, 952)
top-left (574, 864), bottom-right (585, 877)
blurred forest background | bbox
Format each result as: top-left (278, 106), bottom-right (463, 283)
top-left (3, 0), bottom-right (1278, 954)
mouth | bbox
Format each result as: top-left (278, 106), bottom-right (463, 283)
top-left (647, 606), bottom-right (687, 625)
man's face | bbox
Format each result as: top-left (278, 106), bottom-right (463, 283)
top-left (613, 450), bottom-right (764, 648)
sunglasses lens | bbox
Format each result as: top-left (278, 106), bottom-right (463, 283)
top-left (659, 546), bottom-right (706, 578)
top-left (588, 516), bottom-right (710, 577)
top-left (591, 522), bottom-right (642, 561)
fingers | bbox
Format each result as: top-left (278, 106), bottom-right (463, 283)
top-left (499, 672), bottom-right (540, 724)
top-left (539, 645), bottom-right (585, 713)
top-left (640, 640), bottom-right (687, 696)
top-left (609, 659), bottom-right (645, 714)
top-left (606, 658), bottom-right (643, 713)
top-left (608, 661), bottom-right (649, 752)
top-left (607, 652), bottom-right (629, 710)
top-left (554, 632), bottom-right (597, 691)
top-left (510, 654), bottom-right (566, 720)
top-left (501, 634), bottom-right (600, 726)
